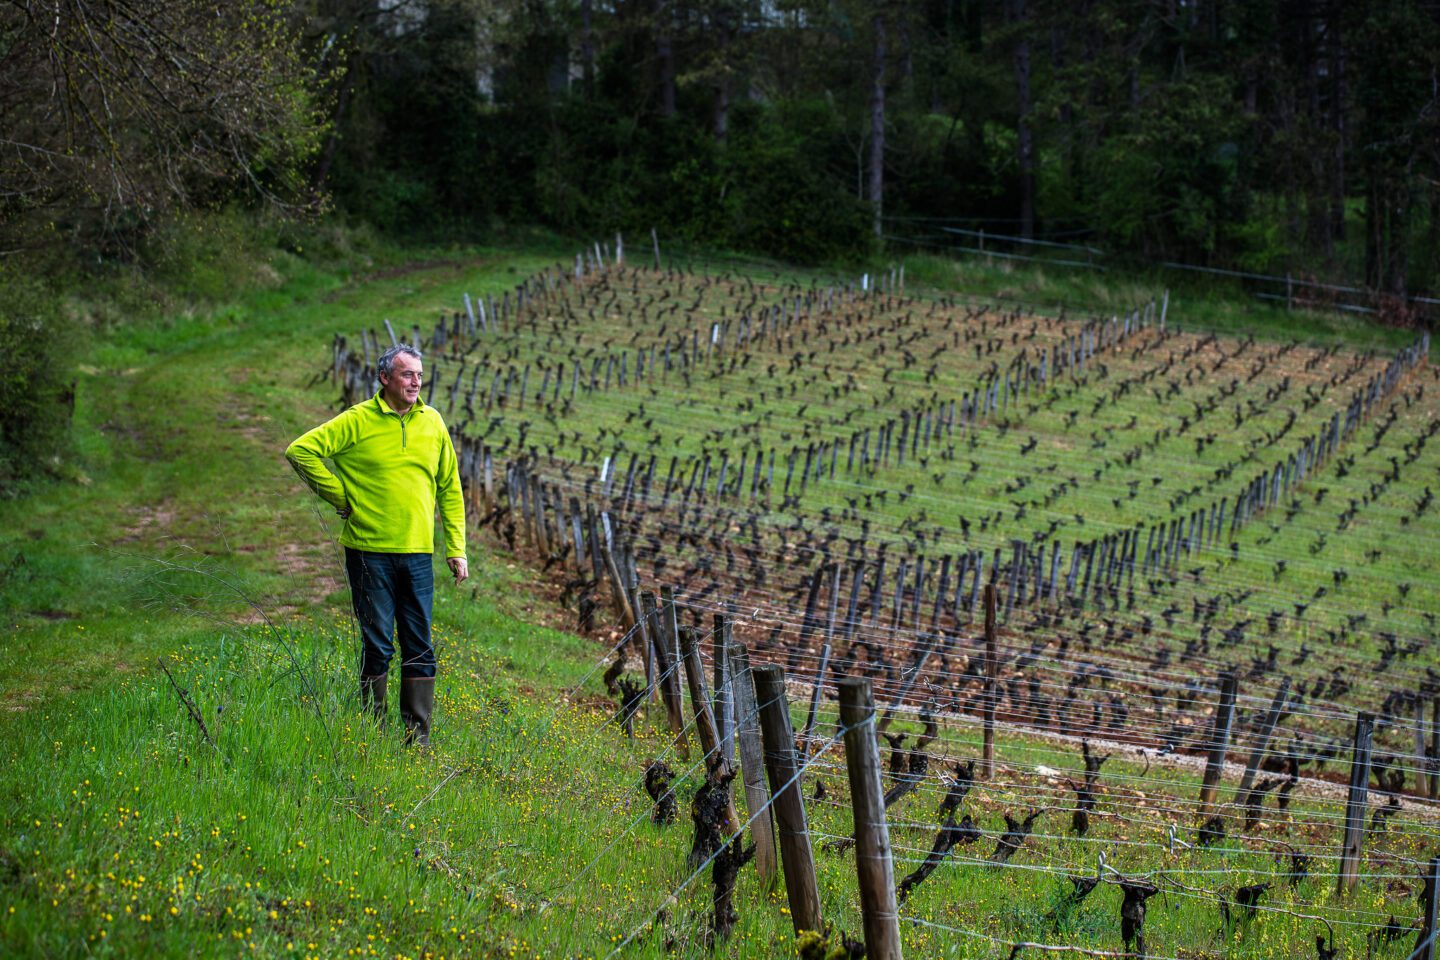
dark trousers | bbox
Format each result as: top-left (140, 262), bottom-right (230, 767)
top-left (344, 548), bottom-right (436, 679)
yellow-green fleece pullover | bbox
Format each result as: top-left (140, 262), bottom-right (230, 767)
top-left (285, 392), bottom-right (466, 558)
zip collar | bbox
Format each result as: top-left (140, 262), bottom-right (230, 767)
top-left (373, 390), bottom-right (423, 449)
top-left (373, 390), bottom-right (424, 419)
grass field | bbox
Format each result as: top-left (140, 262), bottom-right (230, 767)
top-left (2, 237), bottom-right (1437, 959)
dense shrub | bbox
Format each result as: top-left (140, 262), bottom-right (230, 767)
top-left (0, 270), bottom-right (80, 491)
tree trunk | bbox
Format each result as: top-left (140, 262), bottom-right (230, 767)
top-left (1329, 0), bottom-right (1346, 243)
top-left (309, 54), bottom-right (358, 201)
top-left (656, 0), bottom-right (675, 118)
top-left (900, 15), bottom-right (913, 86)
top-left (713, 8), bottom-right (731, 142)
top-left (869, 13), bottom-right (886, 239)
top-left (1386, 171), bottom-right (1410, 299)
top-left (1302, 8), bottom-right (1333, 258)
top-left (581, 0), bottom-right (595, 98)
top-left (1366, 168), bottom-right (1410, 300)
top-left (1051, 24), bottom-right (1074, 187)
top-left (1011, 0), bottom-right (1035, 239)
top-left (1366, 175), bottom-right (1381, 291)
top-left (714, 72), bottom-right (730, 142)
top-left (1051, 27), bottom-right (1072, 127)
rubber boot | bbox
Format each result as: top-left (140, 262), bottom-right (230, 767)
top-left (399, 676), bottom-right (434, 747)
top-left (360, 673), bottom-right (388, 724)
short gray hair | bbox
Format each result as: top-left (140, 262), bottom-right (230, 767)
top-left (377, 344), bottom-right (423, 378)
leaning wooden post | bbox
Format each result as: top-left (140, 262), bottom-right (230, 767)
top-left (1231, 677), bottom-right (1292, 808)
top-left (633, 585), bottom-right (655, 702)
top-left (729, 642), bottom-right (778, 883)
top-left (678, 625), bottom-right (724, 763)
top-left (754, 665), bottom-right (823, 935)
top-left (981, 583), bottom-right (998, 780)
top-left (600, 538), bottom-right (636, 628)
top-left (1198, 671), bottom-right (1239, 816)
top-left (838, 678), bottom-right (904, 960)
top-left (1336, 711), bottom-right (1374, 897)
top-left (679, 622), bottom-right (740, 834)
top-left (803, 563), bottom-right (842, 747)
top-left (1417, 695), bottom-right (1432, 801)
top-left (1431, 697), bottom-right (1439, 798)
top-left (1416, 857), bottom-right (1440, 960)
top-left (648, 590), bottom-right (689, 758)
top-left (1422, 693), bottom-right (1434, 800)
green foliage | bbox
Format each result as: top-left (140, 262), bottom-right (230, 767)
top-left (1222, 197), bottom-right (1297, 275)
top-left (0, 269), bottom-right (82, 492)
top-left (323, 0), bottom-right (532, 240)
top-left (6, 1), bottom-right (1440, 296)
top-left (719, 100), bottom-right (873, 263)
top-left (0, 0), bottom-right (327, 251)
top-left (528, 97), bottom-right (871, 263)
top-left (336, 168), bottom-right (441, 236)
top-left (1081, 75), bottom-right (1243, 260)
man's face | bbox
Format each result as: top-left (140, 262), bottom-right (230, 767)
top-left (382, 352), bottom-right (423, 409)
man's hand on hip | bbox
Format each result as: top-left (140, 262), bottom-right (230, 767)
top-left (448, 557), bottom-right (469, 584)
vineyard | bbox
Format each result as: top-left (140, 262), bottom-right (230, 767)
top-left (322, 244), bottom-right (1440, 959)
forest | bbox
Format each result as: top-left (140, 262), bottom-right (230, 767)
top-left (3, 1), bottom-right (1439, 291)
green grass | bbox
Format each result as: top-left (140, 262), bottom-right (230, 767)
top-left (5, 621), bottom-right (1431, 958)
top-left (2, 230), bottom-right (1436, 958)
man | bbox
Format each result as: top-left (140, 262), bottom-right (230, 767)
top-left (285, 344), bottom-right (468, 747)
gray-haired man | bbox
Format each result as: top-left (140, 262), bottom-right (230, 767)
top-left (286, 344), bottom-right (468, 746)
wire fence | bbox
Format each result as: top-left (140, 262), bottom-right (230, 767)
top-left (883, 219), bottom-right (1440, 323)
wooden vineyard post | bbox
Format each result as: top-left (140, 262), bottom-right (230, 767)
top-left (754, 665), bottom-right (823, 935)
top-left (1231, 677), bottom-right (1292, 807)
top-left (1198, 671), bottom-right (1239, 816)
top-left (1418, 694), bottom-right (1432, 801)
top-left (981, 583), bottom-right (998, 780)
top-left (838, 678), bottom-right (903, 960)
top-left (531, 474), bottom-right (550, 557)
top-left (1422, 693), bottom-right (1434, 800)
top-left (1417, 857), bottom-right (1440, 960)
top-left (677, 623), bottom-right (724, 764)
top-left (516, 464), bottom-right (534, 547)
top-left (713, 615), bottom-right (735, 764)
top-left (584, 503), bottom-right (604, 582)
top-left (1336, 711), bottom-right (1374, 898)
top-left (600, 537), bottom-right (636, 628)
top-left (601, 546), bottom-right (636, 630)
top-left (678, 621), bottom-right (740, 834)
top-left (803, 563), bottom-right (842, 747)
top-left (729, 641), bottom-right (778, 883)
top-left (649, 590), bottom-right (690, 758)
top-left (632, 585), bottom-right (654, 701)
top-left (566, 497), bottom-right (583, 575)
